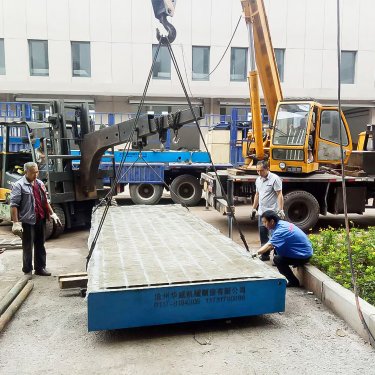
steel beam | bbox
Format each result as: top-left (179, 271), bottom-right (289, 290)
top-left (78, 107), bottom-right (203, 195)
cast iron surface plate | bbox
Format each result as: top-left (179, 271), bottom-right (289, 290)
top-left (87, 205), bottom-right (283, 292)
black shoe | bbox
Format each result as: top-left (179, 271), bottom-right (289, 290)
top-left (286, 281), bottom-right (300, 288)
top-left (35, 268), bottom-right (51, 276)
top-left (259, 254), bottom-right (270, 261)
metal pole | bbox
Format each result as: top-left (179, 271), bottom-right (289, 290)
top-left (227, 178), bottom-right (234, 239)
top-left (205, 180), bottom-right (209, 210)
top-left (0, 276), bottom-right (29, 316)
top-left (247, 22), bottom-right (256, 71)
top-left (44, 138), bottom-right (51, 196)
top-left (0, 281), bottom-right (34, 333)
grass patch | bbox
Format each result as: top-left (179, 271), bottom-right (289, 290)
top-left (309, 227), bottom-right (375, 306)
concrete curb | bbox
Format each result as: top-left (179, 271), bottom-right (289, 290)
top-left (294, 265), bottom-right (375, 344)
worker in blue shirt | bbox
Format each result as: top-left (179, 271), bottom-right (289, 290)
top-left (255, 210), bottom-right (313, 287)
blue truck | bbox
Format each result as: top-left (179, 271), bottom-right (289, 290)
top-left (71, 149), bottom-right (230, 206)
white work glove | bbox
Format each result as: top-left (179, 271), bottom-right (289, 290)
top-left (277, 209), bottom-right (286, 220)
top-left (250, 208), bottom-right (257, 220)
top-left (50, 212), bottom-right (62, 227)
top-left (12, 222), bottom-right (23, 237)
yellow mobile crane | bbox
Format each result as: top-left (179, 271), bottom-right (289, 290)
top-left (202, 0), bottom-right (375, 231)
top-left (241, 0), bottom-right (352, 174)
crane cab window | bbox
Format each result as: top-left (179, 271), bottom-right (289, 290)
top-left (319, 110), bottom-right (348, 146)
top-left (273, 103), bottom-right (310, 146)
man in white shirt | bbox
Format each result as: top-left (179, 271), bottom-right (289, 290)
top-left (251, 160), bottom-right (284, 261)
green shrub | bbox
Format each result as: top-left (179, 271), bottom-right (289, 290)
top-left (309, 227), bottom-right (375, 306)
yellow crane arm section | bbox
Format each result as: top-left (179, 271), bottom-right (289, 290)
top-left (241, 0), bottom-right (283, 122)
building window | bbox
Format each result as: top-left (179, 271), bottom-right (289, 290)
top-left (152, 45), bottom-right (171, 79)
top-left (0, 39), bottom-right (5, 75)
top-left (274, 48), bottom-right (285, 82)
top-left (71, 42), bottom-right (91, 77)
top-left (192, 46), bottom-right (210, 81)
top-left (230, 47), bottom-right (247, 82)
top-left (341, 51), bottom-right (356, 84)
top-left (28, 40), bottom-right (49, 76)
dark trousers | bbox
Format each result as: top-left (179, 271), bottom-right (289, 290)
top-left (273, 255), bottom-right (310, 285)
top-left (22, 220), bottom-right (46, 273)
top-left (258, 216), bottom-right (270, 254)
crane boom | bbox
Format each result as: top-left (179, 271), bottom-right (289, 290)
top-left (241, 0), bottom-right (283, 122)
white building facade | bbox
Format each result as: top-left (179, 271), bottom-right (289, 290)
top-left (0, 0), bottom-right (374, 141)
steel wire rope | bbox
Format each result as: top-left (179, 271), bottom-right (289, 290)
top-left (113, 145), bottom-right (192, 209)
top-left (165, 38), bottom-right (250, 252)
top-left (336, 0), bottom-right (375, 346)
top-left (86, 40), bottom-right (164, 269)
top-left (92, 155), bottom-right (142, 214)
top-left (110, 141), bottom-right (192, 210)
top-left (96, 41), bottom-right (163, 206)
top-left (177, 13), bottom-right (242, 98)
top-left (205, 15), bottom-right (242, 78)
top-left (134, 154), bottom-right (190, 210)
top-left (179, 44), bottom-right (195, 100)
top-left (87, 13), bottom-right (247, 267)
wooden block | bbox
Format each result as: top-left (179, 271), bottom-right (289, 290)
top-left (59, 276), bottom-right (88, 290)
top-left (57, 272), bottom-right (87, 282)
top-left (345, 170), bottom-right (367, 177)
top-left (227, 168), bottom-right (246, 176)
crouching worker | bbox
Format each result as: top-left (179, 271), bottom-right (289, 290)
top-left (10, 162), bottom-right (61, 277)
top-left (255, 210), bottom-right (313, 287)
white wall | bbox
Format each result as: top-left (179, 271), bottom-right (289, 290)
top-left (0, 0), bottom-right (373, 104)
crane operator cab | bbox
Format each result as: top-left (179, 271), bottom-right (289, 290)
top-left (269, 101), bottom-right (352, 174)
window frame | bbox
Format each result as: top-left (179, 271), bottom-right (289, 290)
top-left (274, 48), bottom-right (285, 82)
top-left (230, 47), bottom-right (248, 82)
top-left (0, 39), bottom-right (5, 75)
top-left (28, 39), bottom-right (49, 77)
top-left (71, 41), bottom-right (91, 78)
top-left (340, 50), bottom-right (356, 84)
top-left (152, 44), bottom-right (171, 80)
top-left (319, 109), bottom-right (349, 146)
top-left (192, 46), bottom-right (210, 81)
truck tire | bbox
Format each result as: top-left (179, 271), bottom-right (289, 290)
top-left (284, 190), bottom-right (320, 232)
top-left (45, 218), bottom-right (54, 240)
top-left (50, 204), bottom-right (66, 239)
top-left (129, 183), bottom-right (163, 205)
top-left (170, 174), bottom-right (202, 206)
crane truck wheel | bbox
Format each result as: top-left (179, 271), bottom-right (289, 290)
top-left (170, 174), bottom-right (202, 206)
top-left (129, 183), bottom-right (163, 205)
top-left (283, 190), bottom-right (320, 232)
top-left (50, 205), bottom-right (66, 239)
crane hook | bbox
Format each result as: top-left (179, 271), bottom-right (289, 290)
top-left (156, 14), bottom-right (176, 44)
